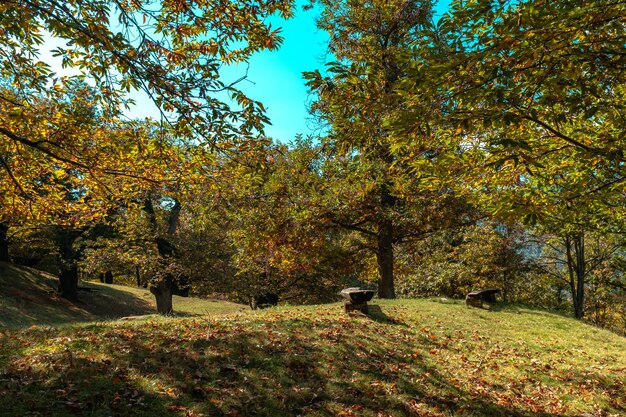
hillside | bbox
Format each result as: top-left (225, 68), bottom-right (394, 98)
top-left (0, 261), bottom-right (245, 328)
top-left (1, 297), bottom-right (624, 416)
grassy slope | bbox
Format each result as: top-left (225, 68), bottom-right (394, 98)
top-left (1, 299), bottom-right (624, 417)
top-left (0, 261), bottom-right (245, 328)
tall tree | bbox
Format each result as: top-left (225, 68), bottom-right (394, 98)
top-left (305, 0), bottom-right (469, 298)
top-left (399, 0), bottom-right (626, 317)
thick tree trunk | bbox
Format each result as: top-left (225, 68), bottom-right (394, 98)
top-left (59, 264), bottom-right (79, 301)
top-left (144, 196), bottom-right (183, 315)
top-left (0, 222), bottom-right (9, 262)
top-left (376, 179), bottom-right (396, 299)
top-left (377, 218), bottom-right (395, 299)
top-left (150, 279), bottom-right (173, 315)
top-left (56, 228), bottom-right (81, 301)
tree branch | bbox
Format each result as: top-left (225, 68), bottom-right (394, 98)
top-left (0, 155), bottom-right (28, 197)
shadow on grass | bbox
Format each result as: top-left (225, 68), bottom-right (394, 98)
top-left (490, 302), bottom-right (573, 318)
top-left (0, 314), bottom-right (574, 417)
top-left (366, 304), bottom-right (406, 325)
top-left (77, 284), bottom-right (155, 319)
top-left (0, 283), bottom-right (156, 329)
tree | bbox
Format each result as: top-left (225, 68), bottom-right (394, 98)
top-left (535, 231), bottom-right (625, 320)
top-left (305, 0), bottom-right (472, 298)
top-left (1, 0), bottom-right (296, 301)
top-left (433, 0), bottom-right (626, 223)
top-left (143, 194), bottom-right (189, 314)
top-left (0, 0), bottom-right (295, 241)
top-left (179, 139), bottom-right (360, 307)
top-left (399, 0), bottom-right (626, 318)
top-left (1, 81), bottom-right (183, 300)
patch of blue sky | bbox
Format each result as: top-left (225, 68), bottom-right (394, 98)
top-left (240, 0), bottom-right (451, 142)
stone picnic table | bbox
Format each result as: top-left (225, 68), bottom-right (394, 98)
top-left (341, 287), bottom-right (375, 314)
top-left (465, 288), bottom-right (501, 308)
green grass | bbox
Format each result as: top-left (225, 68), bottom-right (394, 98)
top-left (0, 261), bottom-right (245, 328)
top-left (1, 298), bottom-right (624, 416)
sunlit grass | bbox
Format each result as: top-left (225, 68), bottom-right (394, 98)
top-left (1, 299), bottom-right (624, 416)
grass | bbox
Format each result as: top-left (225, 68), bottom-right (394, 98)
top-left (0, 261), bottom-right (245, 328)
top-left (1, 298), bottom-right (624, 416)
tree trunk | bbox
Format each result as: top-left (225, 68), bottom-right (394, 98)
top-left (565, 234), bottom-right (585, 319)
top-left (574, 234), bottom-right (585, 319)
top-left (135, 265), bottom-right (141, 287)
top-left (249, 296), bottom-right (258, 310)
top-left (150, 279), bottom-right (173, 315)
top-left (501, 271), bottom-right (510, 303)
top-left (376, 178), bottom-right (396, 299)
top-left (144, 196), bottom-right (182, 315)
top-left (59, 264), bottom-right (79, 301)
top-left (56, 228), bottom-right (81, 301)
top-left (377, 218), bottom-right (395, 299)
top-left (0, 222), bottom-right (9, 262)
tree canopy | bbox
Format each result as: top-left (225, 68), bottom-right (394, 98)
top-left (2, 0), bottom-right (625, 330)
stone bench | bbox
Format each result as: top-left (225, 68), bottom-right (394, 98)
top-left (465, 288), bottom-right (500, 308)
top-left (341, 288), bottom-right (375, 314)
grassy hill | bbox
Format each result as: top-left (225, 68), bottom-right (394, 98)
top-left (0, 261), bottom-right (245, 328)
top-left (1, 292), bottom-right (625, 416)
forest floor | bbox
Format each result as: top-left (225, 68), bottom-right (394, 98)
top-left (1, 283), bottom-right (625, 416)
top-left (0, 261), bottom-right (245, 328)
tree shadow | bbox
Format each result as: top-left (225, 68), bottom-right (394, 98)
top-left (0, 313), bottom-right (593, 416)
top-left (76, 283), bottom-right (155, 318)
top-left (490, 302), bottom-right (572, 319)
top-left (0, 282), bottom-right (156, 329)
top-left (365, 304), bottom-right (406, 325)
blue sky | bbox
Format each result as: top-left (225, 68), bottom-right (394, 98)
top-left (233, 5), bottom-right (331, 141)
